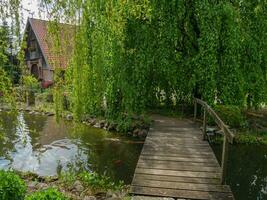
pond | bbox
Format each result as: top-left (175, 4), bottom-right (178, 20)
top-left (0, 112), bottom-right (143, 184)
top-left (212, 144), bottom-right (267, 200)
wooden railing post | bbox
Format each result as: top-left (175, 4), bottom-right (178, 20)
top-left (194, 100), bottom-right (197, 122)
top-left (193, 98), bottom-right (233, 185)
top-left (221, 133), bottom-right (229, 184)
top-left (203, 108), bottom-right (207, 140)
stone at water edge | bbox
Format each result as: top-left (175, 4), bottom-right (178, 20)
top-left (133, 128), bottom-right (140, 137)
top-left (93, 122), bottom-right (101, 128)
top-left (36, 182), bottom-right (49, 190)
top-left (83, 196), bottom-right (97, 200)
top-left (65, 114), bottom-right (73, 120)
top-left (72, 180), bottom-right (84, 192)
top-left (131, 196), bottom-right (175, 200)
top-left (88, 118), bottom-right (96, 126)
top-left (99, 120), bottom-right (106, 128)
top-left (106, 189), bottom-right (127, 199)
top-left (47, 112), bottom-right (55, 116)
top-left (138, 129), bottom-right (148, 137)
top-left (27, 181), bottom-right (38, 190)
top-left (107, 123), bottom-right (117, 131)
top-left (25, 108), bottom-right (31, 112)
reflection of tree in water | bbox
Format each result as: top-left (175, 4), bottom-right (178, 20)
top-left (0, 112), bottom-right (18, 158)
top-left (23, 112), bottom-right (47, 146)
top-left (212, 144), bottom-right (267, 200)
top-left (71, 123), bottom-right (143, 183)
top-left (0, 113), bottom-right (143, 183)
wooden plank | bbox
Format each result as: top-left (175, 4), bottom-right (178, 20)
top-left (143, 144), bottom-right (212, 150)
top-left (150, 127), bottom-right (199, 132)
top-left (144, 143), bottom-right (211, 149)
top-left (146, 137), bottom-right (207, 143)
top-left (150, 130), bottom-right (202, 134)
top-left (132, 179), bottom-right (231, 193)
top-left (146, 137), bottom-right (206, 143)
top-left (147, 134), bottom-right (202, 139)
top-left (137, 162), bottom-right (220, 172)
top-left (142, 146), bottom-right (215, 155)
top-left (144, 143), bottom-right (210, 148)
top-left (133, 174), bottom-right (221, 185)
top-left (131, 115), bottom-right (234, 199)
top-left (135, 168), bottom-right (220, 178)
top-left (130, 186), bottom-right (234, 200)
top-left (139, 155), bottom-right (218, 164)
top-left (141, 151), bottom-right (216, 158)
top-left (131, 196), bottom-right (174, 200)
top-left (138, 160), bottom-right (219, 168)
top-left (149, 134), bottom-right (202, 138)
top-left (148, 135), bottom-right (203, 140)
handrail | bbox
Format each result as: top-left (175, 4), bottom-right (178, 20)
top-left (194, 98), bottom-right (234, 143)
top-left (193, 98), bottom-right (235, 184)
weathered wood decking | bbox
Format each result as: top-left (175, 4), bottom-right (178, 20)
top-left (130, 115), bottom-right (234, 200)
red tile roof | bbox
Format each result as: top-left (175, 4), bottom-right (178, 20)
top-left (28, 18), bottom-right (75, 70)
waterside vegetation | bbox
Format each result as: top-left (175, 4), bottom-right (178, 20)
top-left (0, 170), bottom-right (127, 200)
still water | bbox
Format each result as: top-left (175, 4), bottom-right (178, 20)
top-left (0, 112), bottom-right (143, 184)
top-left (212, 144), bottom-right (267, 200)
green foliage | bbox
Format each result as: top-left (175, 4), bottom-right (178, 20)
top-left (59, 171), bottom-right (124, 192)
top-left (78, 172), bottom-right (124, 191)
top-left (22, 75), bottom-right (39, 106)
top-left (214, 105), bottom-right (247, 128)
top-left (0, 24), bottom-right (9, 69)
top-left (22, 75), bottom-right (39, 90)
top-left (41, 0), bottom-right (267, 125)
top-left (0, 170), bottom-right (27, 200)
top-left (35, 89), bottom-right (53, 104)
top-left (0, 69), bottom-right (16, 107)
top-left (0, 24), bottom-right (20, 84)
top-left (115, 116), bottom-right (133, 133)
top-left (229, 130), bottom-right (267, 145)
top-left (26, 188), bottom-right (68, 200)
top-left (58, 171), bottom-right (77, 186)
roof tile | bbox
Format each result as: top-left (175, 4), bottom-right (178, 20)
top-left (29, 18), bottom-right (75, 69)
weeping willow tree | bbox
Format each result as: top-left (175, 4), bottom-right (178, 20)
top-left (41, 0), bottom-right (267, 121)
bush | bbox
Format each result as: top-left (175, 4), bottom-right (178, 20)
top-left (0, 170), bottom-right (27, 200)
top-left (214, 105), bottom-right (247, 128)
top-left (26, 188), bottom-right (67, 200)
top-left (35, 89), bottom-right (53, 104)
top-left (79, 172), bottom-right (124, 191)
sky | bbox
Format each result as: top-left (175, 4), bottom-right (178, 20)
top-left (20, 0), bottom-right (47, 30)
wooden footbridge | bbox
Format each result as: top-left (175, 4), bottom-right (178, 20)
top-left (130, 98), bottom-right (235, 200)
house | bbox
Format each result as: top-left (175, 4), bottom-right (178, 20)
top-left (24, 18), bottom-right (75, 88)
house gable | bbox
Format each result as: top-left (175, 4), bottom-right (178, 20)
top-left (24, 18), bottom-right (75, 87)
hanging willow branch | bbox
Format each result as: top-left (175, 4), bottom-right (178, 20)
top-left (39, 0), bottom-right (267, 121)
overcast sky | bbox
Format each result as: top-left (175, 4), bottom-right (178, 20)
top-left (20, 0), bottom-right (47, 30)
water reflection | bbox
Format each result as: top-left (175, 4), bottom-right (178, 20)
top-left (0, 112), bottom-right (143, 183)
top-left (212, 144), bottom-right (267, 200)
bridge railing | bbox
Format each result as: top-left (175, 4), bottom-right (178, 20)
top-left (193, 98), bottom-right (235, 184)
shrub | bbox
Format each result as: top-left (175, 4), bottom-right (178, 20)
top-left (214, 105), bottom-right (247, 128)
top-left (0, 170), bottom-right (27, 200)
top-left (79, 172), bottom-right (124, 191)
top-left (26, 188), bottom-right (67, 200)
